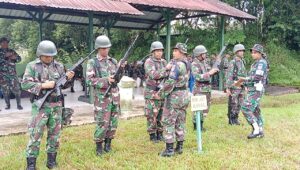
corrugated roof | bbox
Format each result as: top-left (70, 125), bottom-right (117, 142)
top-left (121, 0), bottom-right (256, 19)
top-left (0, 0), bottom-right (144, 15)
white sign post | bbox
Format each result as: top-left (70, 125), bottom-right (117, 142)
top-left (191, 95), bottom-right (207, 153)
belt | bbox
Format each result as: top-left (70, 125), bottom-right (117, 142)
top-left (197, 81), bottom-right (210, 85)
top-left (146, 85), bottom-right (159, 91)
top-left (173, 87), bottom-right (187, 91)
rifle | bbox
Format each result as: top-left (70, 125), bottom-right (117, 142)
top-left (35, 49), bottom-right (96, 110)
top-left (103, 34), bottom-right (140, 97)
top-left (212, 41), bottom-right (229, 71)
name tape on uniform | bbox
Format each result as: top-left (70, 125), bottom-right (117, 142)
top-left (191, 95), bottom-right (207, 111)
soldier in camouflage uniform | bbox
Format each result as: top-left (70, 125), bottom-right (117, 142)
top-left (0, 37), bottom-right (23, 110)
top-left (235, 44), bottom-right (268, 139)
top-left (22, 40), bottom-right (74, 170)
top-left (191, 45), bottom-right (218, 131)
top-left (144, 41), bottom-right (168, 142)
top-left (153, 43), bottom-right (190, 157)
top-left (86, 35), bottom-right (124, 156)
top-left (222, 54), bottom-right (230, 88)
top-left (225, 44), bottom-right (247, 125)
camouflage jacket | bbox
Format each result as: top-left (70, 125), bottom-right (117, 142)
top-left (86, 55), bottom-right (121, 104)
top-left (192, 57), bottom-right (212, 93)
top-left (22, 59), bottom-right (66, 97)
top-left (225, 56), bottom-right (247, 89)
top-left (157, 58), bottom-right (190, 108)
top-left (244, 58), bottom-right (268, 91)
top-left (0, 48), bottom-right (21, 82)
top-left (144, 55), bottom-right (168, 99)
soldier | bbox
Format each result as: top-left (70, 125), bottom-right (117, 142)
top-left (235, 44), bottom-right (268, 139)
top-left (225, 44), bottom-right (247, 125)
top-left (144, 41), bottom-right (168, 142)
top-left (154, 43), bottom-right (190, 157)
top-left (0, 37), bottom-right (23, 110)
top-left (191, 45), bottom-right (218, 131)
top-left (70, 64), bottom-right (85, 93)
top-left (86, 35), bottom-right (124, 156)
top-left (210, 53), bottom-right (219, 88)
top-left (22, 40), bottom-right (74, 169)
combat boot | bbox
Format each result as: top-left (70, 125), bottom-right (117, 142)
top-left (96, 142), bottom-right (103, 156)
top-left (16, 96), bottom-right (23, 110)
top-left (104, 138), bottom-right (112, 153)
top-left (150, 133), bottom-right (158, 143)
top-left (46, 152), bottom-right (57, 169)
top-left (247, 122), bottom-right (260, 139)
top-left (4, 96), bottom-right (10, 110)
top-left (159, 143), bottom-right (174, 157)
top-left (174, 141), bottom-right (183, 154)
top-left (26, 157), bottom-right (36, 170)
top-left (70, 87), bottom-right (75, 93)
top-left (156, 131), bottom-right (163, 141)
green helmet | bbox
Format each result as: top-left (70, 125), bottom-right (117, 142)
top-left (250, 44), bottom-right (264, 54)
top-left (36, 40), bottom-right (57, 57)
top-left (95, 35), bottom-right (111, 49)
top-left (173, 43), bottom-right (188, 54)
top-left (233, 44), bottom-right (245, 53)
top-left (150, 41), bottom-right (164, 53)
top-left (193, 45), bottom-right (207, 57)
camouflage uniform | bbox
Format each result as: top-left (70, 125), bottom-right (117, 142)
top-left (144, 55), bottom-right (167, 137)
top-left (225, 57), bottom-right (247, 124)
top-left (0, 48), bottom-right (22, 109)
top-left (158, 58), bottom-right (190, 144)
top-left (241, 58), bottom-right (268, 128)
top-left (22, 59), bottom-right (66, 158)
top-left (192, 57), bottom-right (212, 125)
top-left (86, 55), bottom-right (121, 142)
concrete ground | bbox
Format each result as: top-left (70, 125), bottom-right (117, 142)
top-left (0, 81), bottom-right (227, 136)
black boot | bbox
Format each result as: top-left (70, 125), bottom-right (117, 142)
top-left (16, 95), bottom-right (23, 110)
top-left (233, 117), bottom-right (240, 125)
top-left (104, 138), bottom-right (112, 153)
top-left (5, 104), bottom-right (10, 110)
top-left (150, 133), bottom-right (158, 143)
top-left (46, 152), bottom-right (57, 169)
top-left (4, 96), bottom-right (10, 110)
top-left (156, 131), bottom-right (163, 141)
top-left (26, 157), bottom-right (36, 170)
top-left (96, 142), bottom-right (103, 156)
top-left (70, 87), bottom-right (75, 93)
top-left (159, 143), bottom-right (174, 157)
top-left (175, 141), bottom-right (183, 154)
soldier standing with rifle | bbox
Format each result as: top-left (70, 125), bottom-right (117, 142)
top-left (144, 41), bottom-right (168, 143)
top-left (191, 45), bottom-right (218, 131)
top-left (0, 37), bottom-right (23, 110)
top-left (22, 40), bottom-right (75, 170)
top-left (86, 35), bottom-right (132, 156)
top-left (225, 44), bottom-right (246, 125)
top-left (154, 43), bottom-right (190, 157)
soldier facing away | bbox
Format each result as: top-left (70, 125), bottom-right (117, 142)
top-left (191, 45), bottom-right (218, 131)
top-left (86, 35), bottom-right (125, 156)
top-left (144, 41), bottom-right (168, 143)
top-left (154, 43), bottom-right (190, 157)
top-left (0, 37), bottom-right (23, 110)
top-left (225, 44), bottom-right (247, 125)
top-left (235, 44), bottom-right (268, 139)
top-left (22, 40), bottom-right (74, 170)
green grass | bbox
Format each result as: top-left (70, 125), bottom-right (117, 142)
top-left (1, 94), bottom-right (300, 169)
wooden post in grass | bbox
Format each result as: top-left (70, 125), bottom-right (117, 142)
top-left (191, 95), bottom-right (208, 153)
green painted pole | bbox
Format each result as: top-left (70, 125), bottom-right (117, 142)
top-left (219, 16), bottom-right (225, 91)
top-left (156, 24), bottom-right (160, 41)
top-left (196, 111), bottom-right (203, 153)
top-left (165, 9), bottom-right (171, 62)
top-left (38, 12), bottom-right (43, 41)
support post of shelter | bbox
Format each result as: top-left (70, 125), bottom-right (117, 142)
top-left (219, 16), bottom-right (225, 91)
top-left (38, 11), bottom-right (44, 41)
top-left (156, 24), bottom-right (160, 41)
top-left (165, 9), bottom-right (171, 62)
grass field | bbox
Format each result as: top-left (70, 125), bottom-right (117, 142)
top-left (0, 93), bottom-right (300, 170)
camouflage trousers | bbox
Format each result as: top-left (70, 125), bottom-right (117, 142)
top-left (228, 89), bottom-right (244, 119)
top-left (193, 92), bottom-right (211, 123)
top-left (25, 102), bottom-right (63, 158)
top-left (1, 77), bottom-right (22, 103)
top-left (241, 90), bottom-right (264, 127)
top-left (144, 99), bottom-right (164, 134)
top-left (94, 95), bottom-right (120, 142)
top-left (162, 90), bottom-right (190, 143)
